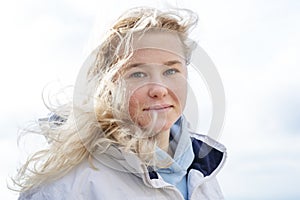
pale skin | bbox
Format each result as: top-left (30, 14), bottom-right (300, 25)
top-left (123, 47), bottom-right (188, 154)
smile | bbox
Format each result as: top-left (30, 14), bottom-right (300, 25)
top-left (143, 105), bottom-right (174, 112)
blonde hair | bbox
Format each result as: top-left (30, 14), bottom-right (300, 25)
top-left (11, 7), bottom-right (197, 192)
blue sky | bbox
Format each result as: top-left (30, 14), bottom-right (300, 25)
top-left (0, 0), bottom-right (299, 199)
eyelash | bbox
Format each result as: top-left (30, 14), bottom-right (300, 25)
top-left (163, 68), bottom-right (180, 76)
top-left (128, 72), bottom-right (147, 78)
top-left (128, 68), bottom-right (180, 79)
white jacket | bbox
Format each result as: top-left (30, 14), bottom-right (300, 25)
top-left (19, 132), bottom-right (226, 200)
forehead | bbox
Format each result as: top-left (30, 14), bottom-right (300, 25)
top-left (132, 29), bottom-right (185, 59)
top-left (130, 48), bottom-right (185, 65)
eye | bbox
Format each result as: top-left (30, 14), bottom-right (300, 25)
top-left (163, 68), bottom-right (179, 76)
top-left (128, 71), bottom-right (147, 78)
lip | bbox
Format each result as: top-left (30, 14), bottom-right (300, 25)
top-left (143, 104), bottom-right (174, 111)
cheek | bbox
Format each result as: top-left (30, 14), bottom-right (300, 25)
top-left (178, 86), bottom-right (187, 110)
top-left (128, 88), bottom-right (146, 119)
top-left (168, 78), bottom-right (187, 110)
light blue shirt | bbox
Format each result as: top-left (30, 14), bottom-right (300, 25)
top-left (156, 117), bottom-right (195, 200)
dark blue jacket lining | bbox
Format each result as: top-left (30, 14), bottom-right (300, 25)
top-left (187, 138), bottom-right (223, 177)
top-left (148, 137), bottom-right (224, 179)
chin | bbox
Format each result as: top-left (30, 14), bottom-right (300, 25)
top-left (140, 118), bottom-right (175, 133)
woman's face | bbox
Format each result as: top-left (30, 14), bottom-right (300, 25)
top-left (123, 48), bottom-right (187, 133)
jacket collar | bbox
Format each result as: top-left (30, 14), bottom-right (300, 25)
top-left (93, 117), bottom-right (226, 186)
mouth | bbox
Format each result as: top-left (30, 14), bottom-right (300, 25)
top-left (143, 104), bottom-right (174, 111)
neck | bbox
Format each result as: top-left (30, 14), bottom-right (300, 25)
top-left (156, 129), bottom-right (170, 153)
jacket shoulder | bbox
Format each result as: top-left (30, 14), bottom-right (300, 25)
top-left (19, 160), bottom-right (98, 200)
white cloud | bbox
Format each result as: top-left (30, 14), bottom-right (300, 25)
top-left (213, 1), bottom-right (300, 198)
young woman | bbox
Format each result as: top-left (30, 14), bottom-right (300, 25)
top-left (13, 7), bottom-right (226, 200)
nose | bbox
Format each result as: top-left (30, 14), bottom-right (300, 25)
top-left (148, 84), bottom-right (168, 99)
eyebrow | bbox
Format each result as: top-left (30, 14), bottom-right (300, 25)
top-left (163, 60), bottom-right (183, 66)
top-left (127, 60), bottom-right (183, 69)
